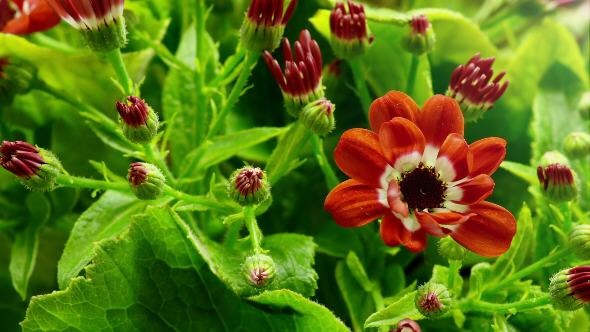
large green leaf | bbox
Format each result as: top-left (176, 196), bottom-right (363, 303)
top-left (335, 259), bottom-right (375, 332)
top-left (57, 191), bottom-right (147, 289)
top-left (22, 206), bottom-right (347, 331)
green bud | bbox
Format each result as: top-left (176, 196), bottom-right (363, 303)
top-left (300, 98), bottom-right (336, 136)
top-left (415, 282), bottom-right (451, 318)
top-left (329, 1), bottom-right (374, 60)
top-left (570, 224), bottom-right (590, 260)
top-left (537, 152), bottom-right (577, 202)
top-left (239, 0), bottom-right (297, 52)
top-left (0, 58), bottom-right (37, 105)
top-left (549, 266), bottom-right (590, 311)
top-left (437, 237), bottom-right (466, 261)
top-left (81, 17), bottom-right (127, 52)
top-left (242, 253), bottom-right (276, 288)
top-left (116, 96), bottom-right (159, 144)
top-left (128, 162), bottom-right (165, 200)
top-left (228, 166), bottom-right (270, 206)
top-left (402, 15), bottom-right (436, 55)
top-left (578, 92), bottom-right (590, 120)
top-left (563, 132), bottom-right (590, 159)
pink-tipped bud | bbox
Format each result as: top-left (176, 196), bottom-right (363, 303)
top-left (0, 57), bottom-right (37, 104)
top-left (394, 318), bottom-right (422, 332)
top-left (240, 0), bottom-right (298, 52)
top-left (263, 29), bottom-right (324, 116)
top-left (0, 140), bottom-right (62, 191)
top-left (549, 266), bottom-right (590, 311)
top-left (401, 15), bottom-right (435, 56)
top-left (329, 0), bottom-right (374, 59)
top-left (128, 162), bottom-right (165, 200)
top-left (46, 0), bottom-right (127, 52)
top-left (300, 98), bottom-right (336, 136)
top-left (116, 96), bottom-right (159, 144)
top-left (537, 156), bottom-right (577, 203)
top-left (447, 53), bottom-right (509, 122)
top-left (415, 282), bottom-right (451, 318)
top-left (242, 253), bottom-right (276, 288)
top-left (228, 166), bottom-right (270, 206)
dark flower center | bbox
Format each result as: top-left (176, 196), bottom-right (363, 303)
top-left (399, 164), bottom-right (446, 211)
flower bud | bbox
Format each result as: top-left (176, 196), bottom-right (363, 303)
top-left (563, 132), bottom-right (590, 159)
top-left (578, 91), bottom-right (590, 119)
top-left (128, 162), bottom-right (165, 200)
top-left (240, 0), bottom-right (298, 52)
top-left (537, 151), bottom-right (577, 202)
top-left (263, 30), bottom-right (325, 116)
top-left (116, 96), bottom-right (159, 144)
top-left (415, 282), bottom-right (451, 318)
top-left (437, 237), bottom-right (466, 261)
top-left (549, 266), bottom-right (590, 311)
top-left (242, 253), bottom-right (276, 288)
top-left (394, 318), bottom-right (422, 332)
top-left (447, 53), bottom-right (509, 122)
top-left (228, 166), bottom-right (270, 206)
top-left (0, 141), bottom-right (63, 191)
top-left (0, 57), bottom-right (37, 104)
top-left (300, 98), bottom-right (336, 136)
top-left (569, 224), bottom-right (590, 260)
top-left (401, 15), bottom-right (435, 56)
top-left (47, 0), bottom-right (127, 52)
top-left (329, 1), bottom-right (374, 60)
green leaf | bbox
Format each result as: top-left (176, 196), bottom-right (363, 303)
top-left (468, 262), bottom-right (492, 297)
top-left (345, 251), bottom-right (374, 292)
top-left (335, 260), bottom-right (375, 332)
top-left (9, 192), bottom-right (50, 300)
top-left (364, 292), bottom-right (423, 328)
top-left (57, 191), bottom-right (147, 289)
top-left (266, 121), bottom-right (311, 184)
top-left (500, 161), bottom-right (538, 185)
top-left (22, 206), bottom-right (347, 331)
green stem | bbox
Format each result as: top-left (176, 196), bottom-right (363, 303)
top-left (162, 185), bottom-right (239, 213)
top-left (406, 55), bottom-right (419, 97)
top-left (484, 248), bottom-right (569, 294)
top-left (195, 0), bottom-right (206, 67)
top-left (365, 10), bottom-right (410, 26)
top-left (56, 174), bottom-right (129, 192)
top-left (243, 205), bottom-right (263, 253)
top-left (560, 202), bottom-right (572, 234)
top-left (267, 120), bottom-right (311, 185)
top-left (144, 144), bottom-right (176, 186)
top-left (349, 59), bottom-right (372, 115)
top-left (29, 34), bottom-right (76, 53)
top-left (105, 49), bottom-right (133, 95)
top-left (208, 51), bottom-right (259, 138)
top-left (311, 134), bottom-right (339, 189)
top-left (371, 287), bottom-right (385, 311)
top-left (448, 259), bottom-right (462, 293)
top-left (460, 295), bottom-right (551, 314)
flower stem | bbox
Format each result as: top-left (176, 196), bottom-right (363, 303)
top-left (311, 134), bottom-right (339, 189)
top-left (484, 248), bottom-right (570, 294)
top-left (266, 120), bottom-right (311, 185)
top-left (349, 59), bottom-right (372, 115)
top-left (244, 205), bottom-right (263, 253)
top-left (105, 48), bottom-right (133, 95)
top-left (143, 144), bottom-right (176, 186)
top-left (162, 185), bottom-right (239, 213)
top-left (460, 294), bottom-right (551, 314)
top-left (448, 259), bottom-right (462, 293)
top-left (207, 50), bottom-right (259, 138)
top-left (56, 174), bottom-right (129, 192)
top-left (406, 54), bottom-right (419, 97)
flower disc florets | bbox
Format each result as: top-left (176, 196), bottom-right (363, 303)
top-left (240, 0), bottom-right (298, 52)
top-left (329, 0), bottom-right (374, 59)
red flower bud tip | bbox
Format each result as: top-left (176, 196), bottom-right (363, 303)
top-left (0, 0), bottom-right (60, 35)
top-left (550, 265), bottom-right (590, 311)
top-left (329, 1), bottom-right (373, 59)
top-left (0, 140), bottom-right (43, 178)
top-left (246, 0), bottom-right (297, 27)
top-left (447, 53), bottom-right (509, 122)
top-left (325, 59), bottom-right (342, 78)
top-left (128, 162), bottom-right (147, 186)
top-left (410, 15), bottom-right (430, 35)
top-left (263, 29), bottom-right (324, 115)
top-left (415, 282), bottom-right (451, 318)
top-left (394, 319), bottom-right (422, 332)
top-left (127, 162), bottom-right (165, 200)
top-left (537, 163), bottom-right (577, 202)
top-left (235, 167), bottom-right (264, 197)
top-left (228, 166), bottom-right (270, 205)
top-left (116, 96), bottom-right (149, 127)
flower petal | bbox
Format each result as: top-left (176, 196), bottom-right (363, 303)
top-left (2, 1), bottom-right (60, 34)
top-left (451, 174), bottom-right (495, 205)
top-left (450, 201), bottom-right (517, 257)
top-left (415, 211), bottom-right (472, 237)
top-left (469, 137), bottom-right (507, 176)
top-left (369, 91), bottom-right (419, 132)
top-left (417, 95), bottom-right (464, 149)
top-left (380, 213), bottom-right (427, 252)
top-left (324, 179), bottom-right (387, 228)
top-left (334, 128), bottom-right (390, 187)
top-left (436, 133), bottom-right (472, 182)
top-left (379, 118), bottom-right (425, 170)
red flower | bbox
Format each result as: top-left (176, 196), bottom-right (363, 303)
top-left (0, 0), bottom-right (60, 34)
top-left (324, 91), bottom-right (516, 257)
top-left (46, 0), bottom-right (124, 30)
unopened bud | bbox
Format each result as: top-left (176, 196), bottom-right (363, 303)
top-left (128, 162), bottom-right (165, 200)
top-left (549, 266), bottom-right (590, 311)
top-left (437, 237), bottom-right (466, 261)
top-left (300, 98), bottom-right (336, 136)
top-left (393, 318), bottom-right (422, 332)
top-left (578, 92), bottom-right (590, 119)
top-left (537, 151), bottom-right (577, 202)
top-left (415, 282), bottom-right (451, 318)
top-left (228, 166), bottom-right (270, 206)
top-left (0, 141), bottom-right (63, 191)
top-left (570, 225), bottom-right (590, 260)
top-left (0, 58), bottom-right (37, 104)
top-left (402, 15), bottom-right (435, 55)
top-left (243, 253), bottom-right (276, 288)
top-left (329, 0), bottom-right (374, 59)
top-left (116, 96), bottom-right (159, 144)
top-left (240, 0), bottom-right (298, 52)
top-left (563, 132), bottom-right (590, 159)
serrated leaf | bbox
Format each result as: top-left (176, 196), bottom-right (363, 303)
top-left (57, 191), bottom-right (147, 289)
top-left (364, 292), bottom-right (422, 328)
top-left (22, 205), bottom-right (347, 331)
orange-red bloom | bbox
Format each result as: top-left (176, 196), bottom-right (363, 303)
top-left (324, 91), bottom-right (516, 257)
top-left (0, 0), bottom-right (60, 35)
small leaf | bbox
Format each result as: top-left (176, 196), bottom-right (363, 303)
top-left (345, 251), bottom-right (374, 292)
top-left (500, 161), bottom-right (538, 185)
top-left (364, 292), bottom-right (422, 328)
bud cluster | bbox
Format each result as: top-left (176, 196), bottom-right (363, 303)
top-left (329, 0), bottom-right (373, 59)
